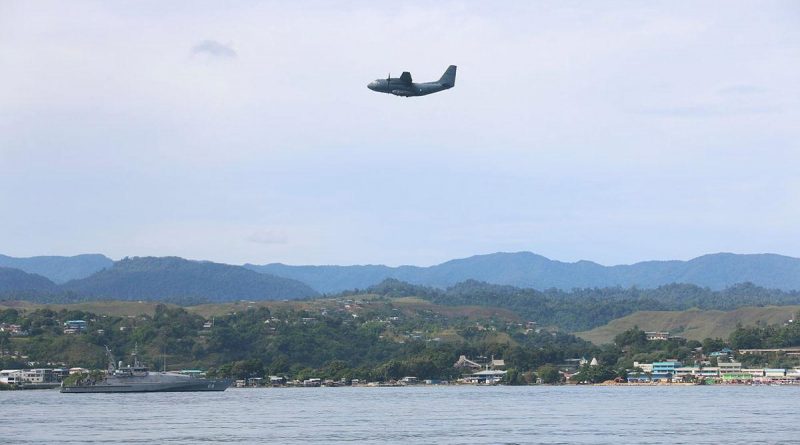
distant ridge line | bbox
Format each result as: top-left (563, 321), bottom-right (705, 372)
top-left (245, 252), bottom-right (800, 293)
top-left (2, 251), bottom-right (800, 296)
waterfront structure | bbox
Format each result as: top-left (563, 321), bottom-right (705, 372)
top-left (627, 359), bottom-right (800, 384)
top-left (0, 369), bottom-right (21, 385)
top-left (491, 358), bottom-right (506, 369)
top-left (462, 370), bottom-right (507, 384)
top-left (717, 362), bottom-right (742, 374)
top-left (269, 375), bottom-right (286, 386)
top-left (455, 354), bottom-right (509, 384)
top-left (721, 372), bottom-right (752, 383)
top-left (0, 368), bottom-right (65, 388)
top-left (674, 367), bottom-right (719, 379)
top-left (453, 355), bottom-right (482, 371)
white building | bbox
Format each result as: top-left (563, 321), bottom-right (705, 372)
top-left (0, 369), bottom-right (56, 385)
top-left (718, 362), bottom-right (742, 374)
top-left (462, 370), bottom-right (507, 384)
top-left (0, 369), bottom-right (22, 385)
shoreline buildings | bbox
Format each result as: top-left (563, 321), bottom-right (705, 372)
top-left (627, 360), bottom-right (800, 384)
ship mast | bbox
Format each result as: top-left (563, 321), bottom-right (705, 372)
top-left (131, 343), bottom-right (140, 368)
top-left (105, 346), bottom-right (115, 373)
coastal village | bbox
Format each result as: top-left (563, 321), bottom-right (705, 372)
top-left (5, 343), bottom-right (800, 389)
top-left (4, 302), bottom-right (800, 389)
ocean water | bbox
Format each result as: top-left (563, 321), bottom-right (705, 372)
top-left (2, 386), bottom-right (796, 444)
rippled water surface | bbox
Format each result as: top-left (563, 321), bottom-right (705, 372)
top-left (3, 386), bottom-right (797, 444)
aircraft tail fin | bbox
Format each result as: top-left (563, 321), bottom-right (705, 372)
top-left (438, 65), bottom-right (457, 87)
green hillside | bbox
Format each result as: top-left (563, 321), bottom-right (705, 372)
top-left (576, 306), bottom-right (800, 344)
top-left (0, 267), bottom-right (59, 294)
top-left (61, 256), bottom-right (318, 303)
top-left (0, 296), bottom-right (593, 382)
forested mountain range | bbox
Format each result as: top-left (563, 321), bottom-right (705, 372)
top-left (0, 254), bottom-right (112, 284)
top-left (5, 251), bottom-right (800, 293)
top-left (0, 267), bottom-right (59, 295)
top-left (0, 257), bottom-right (317, 304)
top-left (247, 252), bottom-right (800, 293)
top-left (2, 252), bottom-right (800, 307)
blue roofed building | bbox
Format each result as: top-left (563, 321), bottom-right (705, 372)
top-left (651, 361), bottom-right (681, 382)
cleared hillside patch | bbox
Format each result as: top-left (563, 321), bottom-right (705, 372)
top-left (576, 305), bottom-right (800, 344)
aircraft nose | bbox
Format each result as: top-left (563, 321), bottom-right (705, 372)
top-left (367, 81), bottom-right (377, 90)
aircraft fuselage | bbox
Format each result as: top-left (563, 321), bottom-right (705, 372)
top-left (367, 79), bottom-right (451, 97)
top-left (368, 65), bottom-right (456, 97)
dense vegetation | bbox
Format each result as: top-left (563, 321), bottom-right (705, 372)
top-left (728, 319), bottom-right (800, 350)
top-left (0, 299), bottom-right (603, 382)
top-left (359, 279), bottom-right (800, 332)
top-left (0, 267), bottom-right (59, 295)
top-left (3, 299), bottom-right (800, 384)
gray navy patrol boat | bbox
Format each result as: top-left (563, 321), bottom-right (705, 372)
top-left (61, 347), bottom-right (231, 393)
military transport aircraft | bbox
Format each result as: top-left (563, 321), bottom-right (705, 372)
top-left (367, 65), bottom-right (456, 97)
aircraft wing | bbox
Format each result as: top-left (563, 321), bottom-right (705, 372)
top-left (399, 72), bottom-right (412, 84)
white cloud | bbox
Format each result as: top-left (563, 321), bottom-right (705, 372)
top-left (191, 40), bottom-right (237, 58)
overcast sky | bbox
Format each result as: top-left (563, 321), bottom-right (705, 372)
top-left (1, 1), bottom-right (799, 266)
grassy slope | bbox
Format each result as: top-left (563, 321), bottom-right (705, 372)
top-left (0, 300), bottom-right (311, 318)
top-left (0, 300), bottom-right (178, 317)
top-left (0, 296), bottom-right (523, 322)
top-left (576, 306), bottom-right (800, 344)
top-left (391, 297), bottom-right (524, 322)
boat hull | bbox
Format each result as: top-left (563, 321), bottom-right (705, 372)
top-left (61, 379), bottom-right (231, 393)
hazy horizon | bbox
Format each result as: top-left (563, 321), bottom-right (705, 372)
top-left (3, 250), bottom-right (799, 269)
top-left (2, 1), bottom-right (798, 267)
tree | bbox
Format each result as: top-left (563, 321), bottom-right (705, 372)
top-left (729, 325), bottom-right (765, 349)
top-left (614, 327), bottom-right (647, 348)
top-left (702, 337), bottom-right (727, 353)
top-left (569, 364), bottom-right (616, 384)
top-left (502, 368), bottom-right (524, 385)
top-left (536, 365), bottom-right (562, 384)
top-left (227, 359), bottom-right (265, 379)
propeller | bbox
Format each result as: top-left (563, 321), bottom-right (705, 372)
top-left (387, 72), bottom-right (390, 83)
